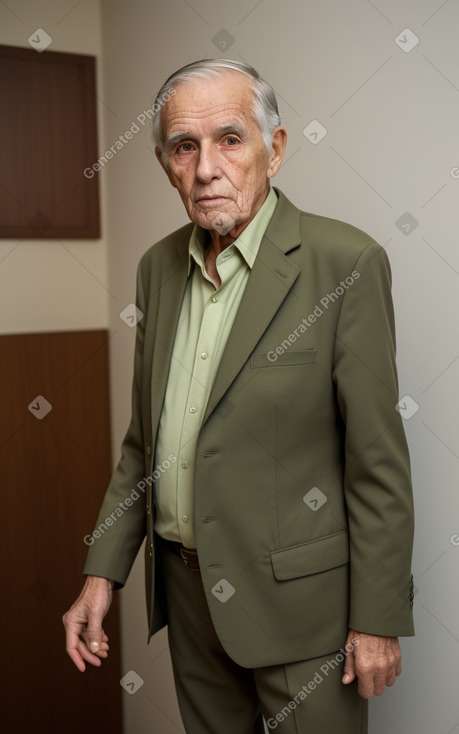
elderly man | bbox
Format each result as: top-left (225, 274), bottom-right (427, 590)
top-left (63, 59), bottom-right (414, 733)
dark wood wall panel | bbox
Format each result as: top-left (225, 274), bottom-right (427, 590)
top-left (0, 330), bottom-right (122, 733)
top-left (0, 44), bottom-right (100, 238)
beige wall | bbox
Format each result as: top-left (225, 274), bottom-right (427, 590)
top-left (0, 0), bottom-right (108, 333)
top-left (99, 1), bottom-right (459, 732)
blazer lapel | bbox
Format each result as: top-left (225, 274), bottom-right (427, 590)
top-left (202, 190), bottom-right (302, 425)
top-left (149, 230), bottom-right (190, 443)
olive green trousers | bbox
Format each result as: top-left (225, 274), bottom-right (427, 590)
top-left (159, 539), bottom-right (368, 734)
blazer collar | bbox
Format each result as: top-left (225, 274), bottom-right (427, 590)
top-left (266, 186), bottom-right (302, 254)
top-left (202, 188), bottom-right (301, 424)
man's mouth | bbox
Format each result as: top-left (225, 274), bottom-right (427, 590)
top-left (196, 195), bottom-right (231, 204)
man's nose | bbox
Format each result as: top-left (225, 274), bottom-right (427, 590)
top-left (195, 143), bottom-right (221, 183)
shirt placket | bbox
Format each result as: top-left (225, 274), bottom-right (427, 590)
top-left (176, 251), bottom-right (237, 547)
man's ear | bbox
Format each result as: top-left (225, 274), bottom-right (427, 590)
top-left (267, 127), bottom-right (287, 179)
top-left (155, 146), bottom-right (176, 188)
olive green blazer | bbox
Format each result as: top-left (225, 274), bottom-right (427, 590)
top-left (84, 188), bottom-right (414, 668)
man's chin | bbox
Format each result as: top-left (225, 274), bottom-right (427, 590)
top-left (192, 209), bottom-right (241, 237)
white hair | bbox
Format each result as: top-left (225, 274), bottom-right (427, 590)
top-left (152, 58), bottom-right (281, 165)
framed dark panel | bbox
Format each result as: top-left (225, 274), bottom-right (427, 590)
top-left (0, 44), bottom-right (100, 238)
top-left (0, 329), bottom-right (122, 733)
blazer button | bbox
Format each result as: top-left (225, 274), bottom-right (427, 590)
top-left (146, 446), bottom-right (152, 455)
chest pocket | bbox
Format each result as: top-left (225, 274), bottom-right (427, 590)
top-left (251, 349), bottom-right (316, 368)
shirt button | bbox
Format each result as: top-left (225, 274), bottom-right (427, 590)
top-left (182, 515), bottom-right (189, 523)
top-left (189, 406), bottom-right (197, 413)
top-left (201, 352), bottom-right (208, 360)
top-left (211, 296), bottom-right (217, 303)
top-left (181, 460), bottom-right (188, 469)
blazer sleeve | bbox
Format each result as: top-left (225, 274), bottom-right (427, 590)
top-left (332, 240), bottom-right (415, 636)
top-left (83, 260), bottom-right (149, 587)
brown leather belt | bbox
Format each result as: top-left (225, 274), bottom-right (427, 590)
top-left (162, 539), bottom-right (200, 571)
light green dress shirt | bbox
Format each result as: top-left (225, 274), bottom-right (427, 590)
top-left (154, 187), bottom-right (278, 548)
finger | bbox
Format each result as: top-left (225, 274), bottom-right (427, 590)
top-left (77, 638), bottom-right (104, 667)
top-left (81, 630), bottom-right (109, 654)
top-left (66, 643), bottom-right (87, 672)
top-left (83, 614), bottom-right (106, 652)
top-left (86, 638), bottom-right (110, 657)
top-left (65, 632), bottom-right (103, 671)
top-left (357, 672), bottom-right (374, 699)
top-left (372, 672), bottom-right (387, 696)
top-left (79, 636), bottom-right (109, 664)
top-left (342, 648), bottom-right (356, 685)
top-left (64, 620), bottom-right (88, 672)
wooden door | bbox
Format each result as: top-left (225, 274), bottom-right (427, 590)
top-left (0, 330), bottom-right (122, 733)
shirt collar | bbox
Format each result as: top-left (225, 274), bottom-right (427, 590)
top-left (187, 187), bottom-right (278, 275)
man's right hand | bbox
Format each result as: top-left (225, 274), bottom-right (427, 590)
top-left (62, 575), bottom-right (114, 672)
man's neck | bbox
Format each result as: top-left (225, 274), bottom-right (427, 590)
top-left (204, 185), bottom-right (271, 258)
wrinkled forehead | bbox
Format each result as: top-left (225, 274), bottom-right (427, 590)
top-left (161, 71), bottom-right (258, 134)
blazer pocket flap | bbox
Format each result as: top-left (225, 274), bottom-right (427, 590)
top-left (270, 531), bottom-right (349, 581)
top-left (251, 349), bottom-right (316, 368)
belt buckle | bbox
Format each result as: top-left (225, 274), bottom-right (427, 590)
top-left (179, 546), bottom-right (198, 570)
top-left (180, 547), bottom-right (192, 567)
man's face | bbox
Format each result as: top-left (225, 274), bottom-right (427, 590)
top-left (156, 72), bottom-right (285, 239)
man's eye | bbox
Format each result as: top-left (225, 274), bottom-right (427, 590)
top-left (225, 136), bottom-right (239, 146)
top-left (178, 142), bottom-right (194, 152)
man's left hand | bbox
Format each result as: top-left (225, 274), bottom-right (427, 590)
top-left (342, 629), bottom-right (402, 698)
